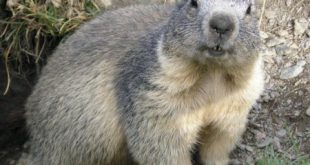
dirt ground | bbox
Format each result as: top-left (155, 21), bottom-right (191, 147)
top-left (0, 0), bottom-right (309, 164)
top-left (230, 0), bottom-right (310, 164)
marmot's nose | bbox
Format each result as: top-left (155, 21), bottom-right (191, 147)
top-left (209, 14), bottom-right (235, 37)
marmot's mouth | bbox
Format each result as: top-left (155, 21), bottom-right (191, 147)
top-left (207, 45), bottom-right (225, 56)
top-left (198, 45), bottom-right (226, 57)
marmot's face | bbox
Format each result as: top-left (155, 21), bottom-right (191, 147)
top-left (165, 0), bottom-right (260, 67)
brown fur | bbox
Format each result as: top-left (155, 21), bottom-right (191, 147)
top-left (22, 1), bottom-right (263, 165)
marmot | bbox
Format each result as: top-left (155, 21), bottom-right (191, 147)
top-left (23, 0), bottom-right (264, 164)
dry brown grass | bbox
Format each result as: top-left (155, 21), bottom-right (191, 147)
top-left (0, 0), bottom-right (103, 94)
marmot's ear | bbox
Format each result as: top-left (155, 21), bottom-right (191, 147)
top-left (190, 0), bottom-right (198, 8)
top-left (246, 0), bottom-right (256, 15)
top-left (246, 4), bottom-right (252, 15)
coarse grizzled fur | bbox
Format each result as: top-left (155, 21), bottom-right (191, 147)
top-left (22, 0), bottom-right (264, 165)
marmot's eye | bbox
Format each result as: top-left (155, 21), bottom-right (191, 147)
top-left (246, 4), bottom-right (252, 15)
top-left (190, 0), bottom-right (198, 8)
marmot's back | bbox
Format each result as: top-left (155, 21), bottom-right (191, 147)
top-left (24, 5), bottom-right (171, 165)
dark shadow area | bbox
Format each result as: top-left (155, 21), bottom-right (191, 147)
top-left (0, 59), bottom-right (37, 165)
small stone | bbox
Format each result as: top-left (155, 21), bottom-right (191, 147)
top-left (257, 137), bottom-right (273, 148)
top-left (297, 60), bottom-right (307, 66)
top-left (294, 18), bottom-right (309, 36)
top-left (9, 160), bottom-right (15, 165)
top-left (290, 43), bottom-right (299, 49)
top-left (275, 44), bottom-right (290, 56)
top-left (265, 10), bottom-right (277, 19)
top-left (264, 73), bottom-right (271, 83)
top-left (294, 110), bottom-right (301, 117)
top-left (273, 137), bottom-right (282, 151)
top-left (230, 159), bottom-right (242, 165)
top-left (276, 129), bottom-right (287, 137)
top-left (268, 91), bottom-right (279, 100)
top-left (255, 131), bottom-right (266, 142)
top-left (253, 102), bottom-right (262, 111)
top-left (237, 143), bottom-right (245, 150)
top-left (280, 61), bottom-right (306, 79)
top-left (51, 0), bottom-right (61, 7)
top-left (95, 0), bottom-right (112, 8)
top-left (306, 29), bottom-right (310, 37)
top-left (274, 55), bottom-right (284, 65)
top-left (277, 29), bottom-right (289, 37)
top-left (260, 91), bottom-right (272, 102)
top-left (306, 106), bottom-right (310, 117)
top-left (266, 37), bottom-right (286, 47)
top-left (298, 91), bottom-right (304, 96)
top-left (6, 0), bottom-right (19, 7)
top-left (245, 156), bottom-right (254, 164)
top-left (245, 145), bottom-right (254, 152)
top-left (260, 48), bottom-right (277, 58)
top-left (287, 99), bottom-right (292, 104)
top-left (260, 31), bottom-right (269, 40)
top-left (296, 132), bottom-right (303, 137)
top-left (286, 0), bottom-right (293, 6)
top-left (300, 39), bottom-right (310, 50)
top-left (268, 19), bottom-right (276, 27)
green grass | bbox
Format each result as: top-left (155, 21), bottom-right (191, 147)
top-left (257, 146), bottom-right (310, 165)
top-left (257, 127), bottom-right (310, 165)
top-left (0, 0), bottom-right (102, 94)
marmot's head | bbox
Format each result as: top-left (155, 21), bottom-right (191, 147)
top-left (161, 0), bottom-right (260, 67)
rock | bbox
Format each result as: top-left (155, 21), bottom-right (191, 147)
top-left (280, 60), bottom-right (306, 79)
top-left (300, 39), bottom-right (310, 50)
top-left (294, 18), bottom-right (309, 36)
top-left (276, 129), bottom-right (287, 137)
top-left (306, 106), bottom-right (310, 117)
top-left (257, 137), bottom-right (273, 148)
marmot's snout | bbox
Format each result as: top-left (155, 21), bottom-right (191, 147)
top-left (204, 13), bottom-right (238, 57)
top-left (209, 14), bottom-right (235, 39)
